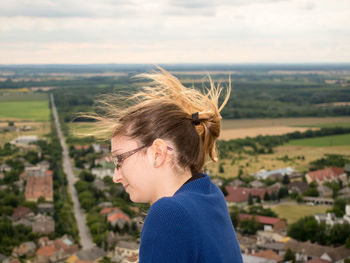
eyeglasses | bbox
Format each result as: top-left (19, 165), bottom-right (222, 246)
top-left (111, 145), bottom-right (173, 170)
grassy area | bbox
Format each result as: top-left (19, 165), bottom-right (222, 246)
top-left (0, 100), bottom-right (50, 121)
top-left (288, 133), bottom-right (350, 147)
top-left (270, 203), bottom-right (330, 224)
top-left (0, 92), bottom-right (48, 102)
top-left (222, 117), bottom-right (350, 130)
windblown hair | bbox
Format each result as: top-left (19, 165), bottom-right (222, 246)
top-left (85, 66), bottom-right (231, 174)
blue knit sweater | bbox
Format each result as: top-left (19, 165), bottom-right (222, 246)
top-left (139, 173), bottom-right (243, 263)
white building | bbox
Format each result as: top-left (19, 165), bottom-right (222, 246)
top-left (11, 135), bottom-right (38, 145)
top-left (314, 205), bottom-right (350, 226)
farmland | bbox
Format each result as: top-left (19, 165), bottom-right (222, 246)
top-left (0, 92), bottom-right (50, 121)
top-left (288, 133), bottom-right (350, 147)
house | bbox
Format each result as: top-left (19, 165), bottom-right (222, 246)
top-left (100, 207), bottom-right (120, 216)
top-left (38, 160), bottom-right (50, 171)
top-left (35, 235), bottom-right (79, 263)
top-left (236, 233), bottom-right (258, 254)
top-left (315, 205), bottom-right (350, 225)
top-left (12, 206), bottom-right (32, 220)
top-left (12, 241), bottom-right (37, 257)
top-left (25, 170), bottom-right (53, 202)
top-left (252, 250), bottom-right (283, 262)
top-left (37, 203), bottom-right (55, 214)
top-left (32, 214), bottom-right (55, 234)
top-left (11, 135), bottom-right (38, 145)
top-left (12, 218), bottom-right (32, 227)
top-left (242, 254), bottom-right (276, 263)
top-left (285, 240), bottom-right (350, 263)
top-left (338, 187), bottom-right (350, 199)
top-left (115, 241), bottom-right (139, 260)
top-left (229, 178), bottom-right (244, 187)
top-left (257, 230), bottom-right (287, 244)
top-left (250, 180), bottom-right (265, 189)
top-left (323, 245), bottom-right (350, 263)
top-left (108, 210), bottom-right (131, 229)
top-left (239, 214), bottom-right (287, 232)
top-left (267, 173), bottom-right (284, 181)
top-left (268, 182), bottom-right (283, 193)
top-left (73, 145), bottom-right (90, 151)
top-left (317, 184), bottom-right (332, 197)
top-left (225, 186), bottom-right (268, 203)
top-left (306, 167), bottom-right (347, 185)
top-left (35, 246), bottom-right (59, 263)
top-left (255, 167), bottom-right (295, 180)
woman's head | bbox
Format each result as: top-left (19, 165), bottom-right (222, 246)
top-left (86, 67), bottom-right (230, 202)
top-left (93, 67), bottom-right (230, 175)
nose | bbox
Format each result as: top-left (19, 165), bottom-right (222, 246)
top-left (113, 168), bottom-right (123, 184)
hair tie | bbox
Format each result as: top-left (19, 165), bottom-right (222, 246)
top-left (192, 112), bottom-right (200, 125)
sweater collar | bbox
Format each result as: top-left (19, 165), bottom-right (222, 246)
top-left (174, 173), bottom-right (210, 195)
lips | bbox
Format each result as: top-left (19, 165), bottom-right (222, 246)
top-left (123, 184), bottom-right (129, 190)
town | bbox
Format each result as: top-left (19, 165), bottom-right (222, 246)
top-left (1, 65), bottom-right (350, 263)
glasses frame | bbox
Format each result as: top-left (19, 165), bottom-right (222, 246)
top-left (111, 145), bottom-right (173, 170)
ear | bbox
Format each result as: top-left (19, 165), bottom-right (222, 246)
top-left (148, 138), bottom-right (168, 168)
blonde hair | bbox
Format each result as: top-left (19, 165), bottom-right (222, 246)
top-left (85, 66), bottom-right (231, 174)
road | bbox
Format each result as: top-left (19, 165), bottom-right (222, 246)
top-left (50, 94), bottom-right (95, 249)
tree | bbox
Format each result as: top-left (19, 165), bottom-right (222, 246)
top-left (256, 195), bottom-right (261, 203)
top-left (239, 217), bottom-right (259, 235)
top-left (284, 248), bottom-right (295, 263)
top-left (264, 191), bottom-right (270, 201)
top-left (248, 193), bottom-right (254, 205)
top-left (282, 174), bottom-right (290, 185)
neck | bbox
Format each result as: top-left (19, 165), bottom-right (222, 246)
top-left (150, 168), bottom-right (192, 205)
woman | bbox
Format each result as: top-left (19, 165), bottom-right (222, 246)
top-left (90, 67), bottom-right (242, 262)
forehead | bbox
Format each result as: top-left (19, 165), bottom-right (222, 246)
top-left (111, 136), bottom-right (138, 153)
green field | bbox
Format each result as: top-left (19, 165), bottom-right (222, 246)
top-left (0, 92), bottom-right (48, 102)
top-left (270, 203), bottom-right (329, 224)
top-left (288, 133), bottom-right (350, 147)
top-left (0, 100), bottom-right (50, 121)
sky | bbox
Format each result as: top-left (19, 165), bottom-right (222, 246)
top-left (0, 0), bottom-right (349, 64)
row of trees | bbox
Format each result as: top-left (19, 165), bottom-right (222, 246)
top-left (288, 216), bottom-right (350, 247)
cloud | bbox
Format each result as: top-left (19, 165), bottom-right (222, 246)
top-left (0, 0), bottom-right (349, 63)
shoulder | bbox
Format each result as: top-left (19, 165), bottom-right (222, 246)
top-left (140, 197), bottom-right (199, 262)
top-left (144, 197), bottom-right (195, 230)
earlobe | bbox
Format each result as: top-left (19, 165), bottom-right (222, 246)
top-left (151, 138), bottom-right (168, 167)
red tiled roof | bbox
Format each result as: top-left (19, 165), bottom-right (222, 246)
top-left (45, 170), bottom-right (53, 176)
top-left (36, 246), bottom-right (58, 257)
top-left (225, 186), bottom-right (268, 203)
top-left (307, 167), bottom-right (344, 182)
top-left (253, 249), bottom-right (283, 261)
top-left (108, 212), bottom-right (130, 223)
top-left (25, 173), bottom-right (53, 202)
top-left (73, 145), bottom-right (90, 150)
top-left (100, 207), bottom-right (120, 215)
top-left (239, 213), bottom-right (282, 225)
top-left (12, 206), bottom-right (31, 220)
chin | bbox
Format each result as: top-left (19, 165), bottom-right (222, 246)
top-left (129, 193), bottom-right (149, 204)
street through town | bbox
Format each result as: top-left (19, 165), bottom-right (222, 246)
top-left (50, 94), bottom-right (95, 249)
